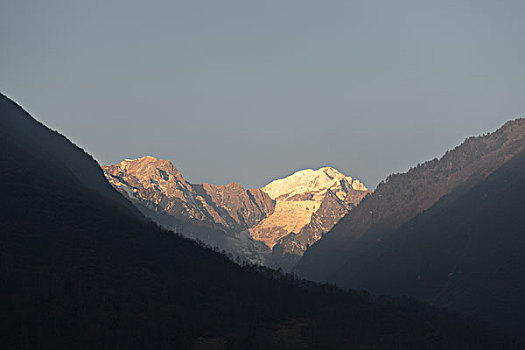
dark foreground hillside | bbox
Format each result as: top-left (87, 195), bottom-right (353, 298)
top-left (295, 118), bottom-right (525, 338)
top-left (297, 119), bottom-right (525, 285)
top-left (337, 148), bottom-right (525, 336)
top-left (0, 94), bottom-right (516, 348)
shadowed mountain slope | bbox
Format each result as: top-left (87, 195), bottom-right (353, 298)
top-left (295, 118), bottom-right (525, 336)
top-left (341, 147), bottom-right (525, 335)
top-left (0, 93), bottom-right (143, 220)
top-left (296, 119), bottom-right (525, 282)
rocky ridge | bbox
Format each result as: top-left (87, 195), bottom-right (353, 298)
top-left (251, 167), bottom-right (369, 269)
top-left (103, 158), bottom-right (369, 269)
top-left (103, 157), bottom-right (274, 232)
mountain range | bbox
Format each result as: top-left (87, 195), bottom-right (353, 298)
top-left (103, 158), bottom-right (369, 269)
top-left (1, 93), bottom-right (509, 348)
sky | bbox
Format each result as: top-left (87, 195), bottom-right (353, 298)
top-left (1, 0), bottom-right (524, 189)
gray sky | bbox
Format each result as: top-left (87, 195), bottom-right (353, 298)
top-left (1, 0), bottom-right (524, 189)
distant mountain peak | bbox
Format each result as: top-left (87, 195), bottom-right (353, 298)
top-left (123, 155), bottom-right (158, 162)
top-left (250, 167), bottom-right (370, 264)
top-left (262, 166), bottom-right (368, 201)
top-left (103, 159), bottom-right (369, 269)
top-left (119, 156), bottom-right (174, 169)
top-left (112, 156), bottom-right (182, 178)
top-left (102, 157), bottom-right (275, 237)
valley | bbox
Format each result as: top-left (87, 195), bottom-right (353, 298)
top-left (0, 92), bottom-right (509, 348)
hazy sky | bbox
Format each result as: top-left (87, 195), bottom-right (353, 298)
top-left (1, 1), bottom-right (524, 189)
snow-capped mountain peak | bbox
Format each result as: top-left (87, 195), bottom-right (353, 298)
top-left (103, 159), bottom-right (369, 270)
top-left (261, 166), bottom-right (367, 201)
top-left (249, 167), bottom-right (370, 265)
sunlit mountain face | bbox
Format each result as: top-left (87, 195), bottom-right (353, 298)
top-left (251, 167), bottom-right (369, 269)
top-left (103, 158), bottom-right (369, 270)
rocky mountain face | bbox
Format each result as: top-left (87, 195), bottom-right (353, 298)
top-left (103, 157), bottom-right (276, 266)
top-left (251, 167), bottom-right (369, 269)
top-left (103, 159), bottom-right (368, 269)
top-left (103, 157), bottom-right (274, 232)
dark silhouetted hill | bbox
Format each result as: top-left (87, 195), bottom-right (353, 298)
top-left (0, 93), bottom-right (143, 220)
top-left (340, 147), bottom-right (525, 335)
top-left (295, 118), bottom-right (525, 337)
